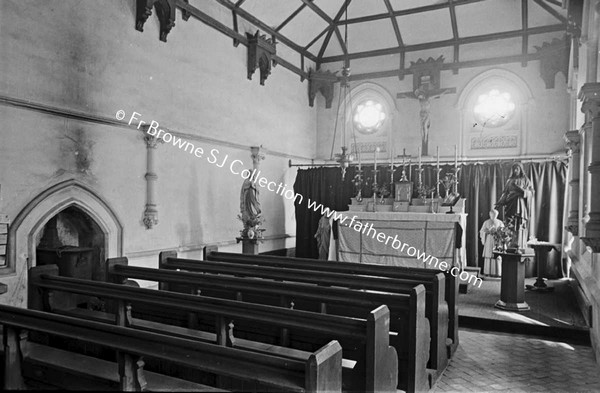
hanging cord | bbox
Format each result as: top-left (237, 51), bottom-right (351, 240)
top-left (330, 83), bottom-right (344, 160)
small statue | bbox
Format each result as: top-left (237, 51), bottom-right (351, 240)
top-left (480, 208), bottom-right (504, 277)
top-left (314, 214), bottom-right (331, 260)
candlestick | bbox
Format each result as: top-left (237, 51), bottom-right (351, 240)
top-left (358, 151), bottom-right (361, 172)
top-left (390, 148), bottom-right (394, 184)
top-left (418, 146), bottom-right (421, 167)
top-left (454, 145), bottom-right (458, 169)
top-left (436, 146), bottom-right (440, 197)
top-left (374, 147), bottom-right (378, 170)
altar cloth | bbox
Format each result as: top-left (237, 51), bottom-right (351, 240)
top-left (335, 212), bottom-right (466, 269)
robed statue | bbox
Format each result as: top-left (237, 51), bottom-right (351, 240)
top-left (495, 162), bottom-right (534, 249)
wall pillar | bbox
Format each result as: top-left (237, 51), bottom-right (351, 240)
top-left (565, 130), bottom-right (581, 236)
top-left (579, 83), bottom-right (600, 251)
top-left (141, 130), bottom-right (163, 229)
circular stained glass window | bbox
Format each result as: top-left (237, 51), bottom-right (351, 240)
top-left (473, 89), bottom-right (516, 128)
top-left (353, 100), bottom-right (386, 134)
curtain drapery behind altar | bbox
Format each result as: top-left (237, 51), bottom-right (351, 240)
top-left (293, 160), bottom-right (567, 278)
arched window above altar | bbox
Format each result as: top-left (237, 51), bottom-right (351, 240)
top-left (353, 99), bottom-right (386, 134)
top-left (473, 88), bottom-right (516, 128)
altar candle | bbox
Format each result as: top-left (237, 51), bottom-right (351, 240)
top-left (358, 152), bottom-right (361, 171)
top-left (390, 148), bottom-right (394, 183)
top-left (454, 145), bottom-right (458, 169)
top-left (418, 146), bottom-right (421, 167)
top-left (436, 146), bottom-right (440, 169)
top-left (374, 147), bottom-right (378, 170)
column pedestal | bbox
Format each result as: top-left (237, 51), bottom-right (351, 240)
top-left (494, 251), bottom-right (534, 312)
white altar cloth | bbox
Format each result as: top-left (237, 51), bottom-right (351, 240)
top-left (334, 212), bottom-right (467, 269)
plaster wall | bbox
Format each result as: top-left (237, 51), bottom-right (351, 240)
top-left (0, 0), bottom-right (315, 306)
top-left (316, 61), bottom-right (570, 161)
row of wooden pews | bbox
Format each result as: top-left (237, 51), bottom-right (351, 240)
top-left (1, 301), bottom-right (340, 392)
top-left (2, 247), bottom-right (458, 392)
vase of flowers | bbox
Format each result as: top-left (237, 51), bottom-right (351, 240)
top-left (237, 215), bottom-right (266, 243)
top-left (491, 218), bottom-right (516, 252)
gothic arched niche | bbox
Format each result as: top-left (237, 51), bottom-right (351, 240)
top-left (457, 69), bottom-right (534, 157)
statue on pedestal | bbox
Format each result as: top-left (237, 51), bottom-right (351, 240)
top-left (480, 208), bottom-right (504, 277)
top-left (495, 162), bottom-right (534, 249)
top-left (238, 147), bottom-right (265, 245)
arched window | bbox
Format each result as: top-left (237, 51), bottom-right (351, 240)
top-left (353, 99), bottom-right (386, 134)
top-left (473, 88), bottom-right (516, 128)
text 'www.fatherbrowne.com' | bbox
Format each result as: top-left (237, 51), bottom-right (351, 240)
top-left (118, 109), bottom-right (481, 287)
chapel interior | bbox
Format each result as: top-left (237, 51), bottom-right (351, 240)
top-left (1, 0), bottom-right (600, 391)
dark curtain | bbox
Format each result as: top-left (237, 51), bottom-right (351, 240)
top-left (294, 160), bottom-right (566, 277)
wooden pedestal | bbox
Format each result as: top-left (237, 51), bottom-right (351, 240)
top-left (237, 238), bottom-right (259, 255)
top-left (493, 251), bottom-right (534, 312)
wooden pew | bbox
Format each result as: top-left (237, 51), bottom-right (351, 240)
top-left (159, 250), bottom-right (449, 380)
top-left (0, 304), bottom-right (342, 392)
top-left (204, 247), bottom-right (459, 358)
top-left (29, 264), bottom-right (396, 393)
top-left (107, 260), bottom-right (430, 392)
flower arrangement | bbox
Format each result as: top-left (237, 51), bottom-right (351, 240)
top-left (491, 217), bottom-right (516, 250)
top-left (237, 214), bottom-right (266, 242)
top-left (416, 184), bottom-right (435, 201)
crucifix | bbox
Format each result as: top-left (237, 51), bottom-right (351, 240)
top-left (397, 56), bottom-right (456, 156)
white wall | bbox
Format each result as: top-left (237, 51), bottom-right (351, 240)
top-left (0, 0), bottom-right (316, 305)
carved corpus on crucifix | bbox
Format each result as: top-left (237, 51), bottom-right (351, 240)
top-left (397, 56), bottom-right (456, 156)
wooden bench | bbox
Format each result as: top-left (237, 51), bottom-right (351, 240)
top-left (204, 247), bottom-right (459, 358)
top-left (107, 259), bottom-right (430, 392)
top-left (29, 264), bottom-right (395, 393)
top-left (0, 304), bottom-right (342, 392)
top-left (158, 250), bottom-right (449, 380)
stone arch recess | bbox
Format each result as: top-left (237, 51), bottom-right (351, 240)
top-left (6, 179), bottom-right (123, 307)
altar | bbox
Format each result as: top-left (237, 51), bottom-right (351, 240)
top-left (333, 210), bottom-right (467, 269)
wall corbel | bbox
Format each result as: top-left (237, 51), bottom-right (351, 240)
top-left (247, 31), bottom-right (276, 85)
top-left (136, 0), bottom-right (176, 42)
top-left (308, 69), bottom-right (337, 108)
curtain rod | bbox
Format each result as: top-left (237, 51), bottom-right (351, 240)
top-left (288, 153), bottom-right (568, 167)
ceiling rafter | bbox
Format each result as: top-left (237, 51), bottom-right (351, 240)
top-left (522, 0), bottom-right (528, 66)
top-left (532, 0), bottom-right (568, 24)
top-left (317, 0), bottom-right (352, 63)
top-left (305, 26), bottom-right (329, 50)
top-left (301, 0), bottom-right (347, 56)
top-left (214, 0), bottom-right (318, 62)
top-left (338, 0), bottom-right (487, 25)
top-left (321, 24), bottom-right (566, 63)
top-left (448, 0), bottom-right (459, 65)
top-left (383, 0), bottom-right (404, 47)
top-left (276, 3), bottom-right (308, 32)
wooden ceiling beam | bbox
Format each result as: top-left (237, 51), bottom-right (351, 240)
top-left (383, 0), bottom-right (404, 47)
top-left (522, 0), bottom-right (528, 66)
top-left (348, 53), bottom-right (542, 82)
top-left (305, 26), bottom-right (329, 50)
top-left (448, 0), bottom-right (459, 66)
top-left (532, 0), bottom-right (568, 24)
top-left (338, 0), bottom-right (487, 25)
top-left (175, 0), bottom-right (307, 79)
top-left (321, 23), bottom-right (566, 63)
top-left (214, 0), bottom-right (318, 62)
top-left (301, 0), bottom-right (348, 56)
top-left (276, 3), bottom-right (308, 32)
top-left (317, 0), bottom-right (352, 63)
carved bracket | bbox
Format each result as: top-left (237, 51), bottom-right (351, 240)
top-left (409, 55), bottom-right (445, 92)
top-left (535, 37), bottom-right (570, 89)
top-left (136, 0), bottom-right (176, 42)
top-left (308, 69), bottom-right (337, 108)
top-left (579, 83), bottom-right (600, 120)
top-left (247, 31), bottom-right (276, 85)
top-left (564, 130), bottom-right (581, 154)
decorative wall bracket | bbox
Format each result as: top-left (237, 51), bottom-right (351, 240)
top-left (535, 37), bottom-right (570, 89)
top-left (308, 69), bottom-right (337, 108)
top-left (247, 31), bottom-right (276, 85)
top-left (136, 0), bottom-right (176, 42)
top-left (409, 55), bottom-right (446, 92)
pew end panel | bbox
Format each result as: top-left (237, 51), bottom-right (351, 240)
top-left (365, 305), bottom-right (398, 393)
top-left (158, 250), bottom-right (178, 291)
top-left (407, 284), bottom-right (431, 393)
top-left (106, 257), bottom-right (130, 284)
top-left (306, 340), bottom-right (343, 393)
top-left (429, 273), bottom-right (449, 378)
top-left (203, 245), bottom-right (219, 260)
top-left (28, 265), bottom-right (60, 311)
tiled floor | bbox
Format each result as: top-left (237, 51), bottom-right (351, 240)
top-left (459, 278), bottom-right (587, 329)
top-left (432, 329), bottom-right (600, 392)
